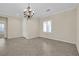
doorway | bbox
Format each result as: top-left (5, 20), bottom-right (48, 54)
top-left (0, 17), bottom-right (8, 39)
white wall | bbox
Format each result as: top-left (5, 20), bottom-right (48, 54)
top-left (7, 16), bottom-right (22, 39)
top-left (23, 17), bottom-right (40, 39)
top-left (0, 16), bottom-right (39, 39)
top-left (76, 6), bottom-right (79, 53)
top-left (40, 9), bottom-right (76, 44)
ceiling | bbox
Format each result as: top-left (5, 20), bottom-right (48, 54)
top-left (0, 3), bottom-right (78, 17)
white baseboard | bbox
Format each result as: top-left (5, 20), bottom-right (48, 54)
top-left (40, 36), bottom-right (75, 44)
top-left (7, 37), bottom-right (24, 39)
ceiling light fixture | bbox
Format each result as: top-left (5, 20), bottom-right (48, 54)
top-left (46, 9), bottom-right (50, 12)
top-left (24, 3), bottom-right (34, 20)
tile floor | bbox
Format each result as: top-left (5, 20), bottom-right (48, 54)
top-left (0, 37), bottom-right (78, 56)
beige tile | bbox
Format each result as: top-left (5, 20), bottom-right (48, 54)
top-left (0, 37), bottom-right (78, 56)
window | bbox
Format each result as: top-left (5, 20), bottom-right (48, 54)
top-left (0, 23), bottom-right (4, 32)
top-left (43, 21), bottom-right (51, 32)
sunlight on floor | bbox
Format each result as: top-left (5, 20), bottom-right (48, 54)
top-left (0, 38), bottom-right (5, 47)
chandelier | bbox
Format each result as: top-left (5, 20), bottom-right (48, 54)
top-left (24, 3), bottom-right (34, 20)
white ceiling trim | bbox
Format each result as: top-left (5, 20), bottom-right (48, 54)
top-left (39, 7), bottom-right (77, 18)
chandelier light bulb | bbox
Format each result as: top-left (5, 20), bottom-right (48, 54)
top-left (29, 9), bottom-right (32, 11)
top-left (24, 9), bottom-right (27, 11)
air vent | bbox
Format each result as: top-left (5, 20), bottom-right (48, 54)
top-left (46, 9), bottom-right (51, 12)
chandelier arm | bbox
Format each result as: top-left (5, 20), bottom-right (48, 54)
top-left (28, 3), bottom-right (30, 7)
